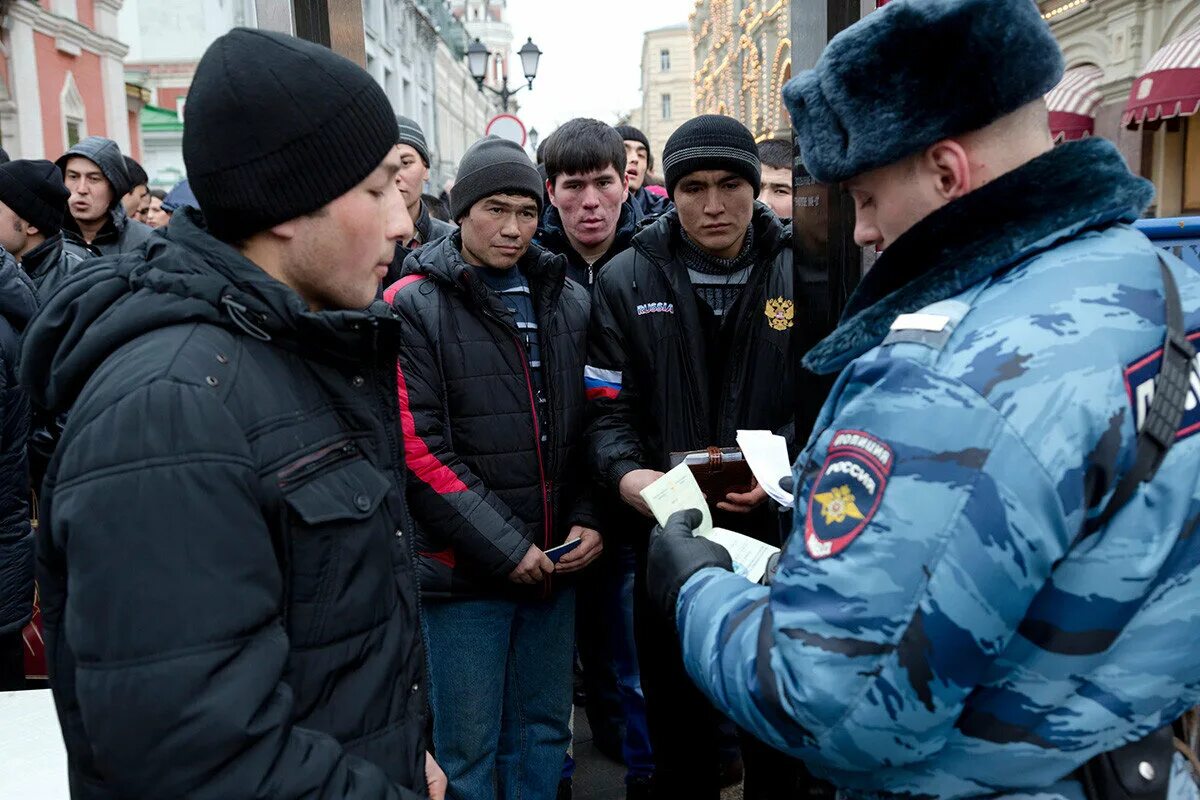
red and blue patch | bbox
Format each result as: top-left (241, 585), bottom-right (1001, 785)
top-left (804, 430), bottom-right (893, 560)
top-left (1123, 329), bottom-right (1200, 442)
top-left (585, 366), bottom-right (622, 401)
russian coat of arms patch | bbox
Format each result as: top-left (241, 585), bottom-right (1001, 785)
top-left (804, 430), bottom-right (893, 559)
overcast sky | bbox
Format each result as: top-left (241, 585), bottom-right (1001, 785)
top-left (501, 0), bottom-right (697, 141)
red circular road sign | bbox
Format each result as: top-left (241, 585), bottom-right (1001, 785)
top-left (485, 114), bottom-right (527, 147)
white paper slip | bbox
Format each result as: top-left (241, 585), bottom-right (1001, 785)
top-left (708, 528), bottom-right (780, 583)
top-left (640, 462), bottom-right (712, 534)
top-left (641, 467), bottom-right (781, 583)
top-left (736, 430), bottom-right (794, 508)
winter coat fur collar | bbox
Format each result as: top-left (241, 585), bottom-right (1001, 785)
top-left (804, 138), bottom-right (1155, 375)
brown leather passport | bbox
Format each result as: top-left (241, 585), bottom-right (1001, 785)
top-left (668, 447), bottom-right (755, 502)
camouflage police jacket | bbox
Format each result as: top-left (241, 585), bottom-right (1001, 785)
top-left (675, 138), bottom-right (1200, 798)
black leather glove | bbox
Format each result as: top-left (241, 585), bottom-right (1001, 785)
top-left (647, 509), bottom-right (734, 621)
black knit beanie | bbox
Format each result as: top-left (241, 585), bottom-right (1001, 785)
top-left (450, 136), bottom-right (543, 221)
top-left (0, 159), bottom-right (68, 236)
top-left (396, 115), bottom-right (431, 167)
top-left (662, 115), bottom-right (761, 198)
top-left (615, 124), bottom-right (653, 170)
top-left (123, 155), bottom-right (148, 189)
top-left (184, 28), bottom-right (398, 242)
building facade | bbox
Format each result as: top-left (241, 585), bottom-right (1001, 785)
top-left (1044, 0), bottom-right (1200, 216)
top-left (691, 0), bottom-right (791, 143)
top-left (1, 0), bottom-right (140, 161)
top-left (116, 0), bottom-right (256, 187)
top-left (639, 24), bottom-right (696, 172)
top-left (451, 0), bottom-right (511, 95)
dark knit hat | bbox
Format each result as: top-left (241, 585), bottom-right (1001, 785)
top-left (123, 155), bottom-right (148, 189)
top-left (0, 159), bottom-right (69, 237)
top-left (450, 136), bottom-right (543, 221)
top-left (396, 115), bottom-right (431, 167)
top-left (662, 115), bottom-right (761, 198)
top-left (184, 28), bottom-right (399, 241)
top-left (784, 0), bottom-right (1064, 183)
top-left (615, 124), bottom-right (653, 170)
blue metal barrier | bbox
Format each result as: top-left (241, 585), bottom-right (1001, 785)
top-left (1134, 216), bottom-right (1200, 270)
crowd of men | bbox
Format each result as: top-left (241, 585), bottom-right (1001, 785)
top-left (2, 0), bottom-right (1200, 799)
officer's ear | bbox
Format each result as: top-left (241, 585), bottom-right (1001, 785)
top-left (922, 140), bottom-right (971, 203)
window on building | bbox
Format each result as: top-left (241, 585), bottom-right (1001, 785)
top-left (385, 67), bottom-right (398, 109)
top-left (661, 93), bottom-right (672, 120)
top-left (660, 49), bottom-right (671, 72)
top-left (60, 73), bottom-right (86, 150)
top-left (403, 78), bottom-right (412, 115)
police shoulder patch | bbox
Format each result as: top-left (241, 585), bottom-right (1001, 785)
top-left (804, 430), bottom-right (893, 560)
top-left (1124, 328), bottom-right (1200, 442)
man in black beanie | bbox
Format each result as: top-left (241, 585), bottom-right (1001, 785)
top-left (0, 159), bottom-right (89, 299)
top-left (387, 135), bottom-right (601, 799)
top-left (120, 155), bottom-right (150, 225)
top-left (587, 113), bottom-right (806, 799)
top-left (615, 124), bottom-right (670, 220)
top-left (395, 114), bottom-right (455, 248)
top-left (23, 27), bottom-right (443, 800)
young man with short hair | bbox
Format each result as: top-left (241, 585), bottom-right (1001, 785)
top-left (615, 125), bottom-right (671, 220)
top-left (121, 155), bottom-right (151, 224)
top-left (537, 119), bottom-right (637, 287)
top-left (56, 137), bottom-right (152, 256)
top-left (0, 159), bottom-right (88, 299)
top-left (396, 115), bottom-right (455, 247)
top-left (756, 139), bottom-right (793, 220)
top-left (389, 136), bottom-right (602, 800)
top-left (650, 0), bottom-right (1200, 796)
top-left (24, 28), bottom-right (441, 799)
top-left (588, 114), bottom-right (804, 798)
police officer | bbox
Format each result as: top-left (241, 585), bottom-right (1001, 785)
top-left (647, 0), bottom-right (1200, 797)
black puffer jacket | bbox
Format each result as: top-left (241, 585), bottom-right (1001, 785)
top-left (21, 231), bottom-right (90, 301)
top-left (588, 205), bottom-right (799, 490)
top-left (388, 234), bottom-right (595, 600)
top-left (0, 248), bottom-right (37, 637)
top-left (22, 209), bottom-right (428, 799)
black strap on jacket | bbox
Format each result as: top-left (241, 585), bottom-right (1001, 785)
top-left (1089, 253), bottom-right (1195, 534)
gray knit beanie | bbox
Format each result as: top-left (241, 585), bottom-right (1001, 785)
top-left (396, 115), bottom-right (431, 167)
top-left (450, 136), bottom-right (543, 221)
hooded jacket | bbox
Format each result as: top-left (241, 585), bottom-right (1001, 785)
top-left (628, 186), bottom-right (672, 222)
top-left (587, 204), bottom-right (798, 495)
top-left (536, 201), bottom-right (637, 290)
top-left (56, 137), bottom-right (153, 257)
top-left (387, 234), bottom-right (595, 600)
top-left (22, 209), bottom-right (428, 799)
top-left (676, 138), bottom-right (1200, 798)
top-left (413, 201), bottom-right (456, 247)
top-left (0, 248), bottom-right (37, 637)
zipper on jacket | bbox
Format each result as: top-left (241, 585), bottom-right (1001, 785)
top-left (277, 440), bottom-right (358, 488)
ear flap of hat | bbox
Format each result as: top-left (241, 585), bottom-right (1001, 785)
top-left (784, 73), bottom-right (849, 184)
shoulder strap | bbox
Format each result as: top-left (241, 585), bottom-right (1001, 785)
top-left (1090, 253), bottom-right (1195, 533)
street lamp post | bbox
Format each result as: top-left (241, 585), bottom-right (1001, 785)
top-left (467, 36), bottom-right (542, 112)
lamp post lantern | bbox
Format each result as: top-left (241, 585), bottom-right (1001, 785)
top-left (467, 36), bottom-right (541, 113)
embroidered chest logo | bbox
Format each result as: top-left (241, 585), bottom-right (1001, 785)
top-left (765, 296), bottom-right (794, 331)
top-left (813, 485), bottom-right (864, 525)
top-left (637, 302), bottom-right (674, 316)
top-left (1124, 328), bottom-right (1200, 442)
top-left (804, 430), bottom-right (892, 560)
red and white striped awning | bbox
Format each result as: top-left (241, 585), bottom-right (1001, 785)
top-left (1124, 27), bottom-right (1200, 126)
top-left (1046, 65), bottom-right (1103, 142)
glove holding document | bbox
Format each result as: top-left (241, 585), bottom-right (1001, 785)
top-left (640, 464), bottom-right (781, 583)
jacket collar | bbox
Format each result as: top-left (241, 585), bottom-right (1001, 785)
top-left (803, 138), bottom-right (1155, 374)
top-left (403, 231), bottom-right (568, 316)
top-left (21, 233), bottom-right (64, 282)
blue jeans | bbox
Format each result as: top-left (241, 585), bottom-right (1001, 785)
top-left (424, 588), bottom-right (575, 800)
top-left (610, 545), bottom-right (653, 779)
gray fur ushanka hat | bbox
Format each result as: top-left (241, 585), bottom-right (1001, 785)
top-left (783, 0), bottom-right (1065, 184)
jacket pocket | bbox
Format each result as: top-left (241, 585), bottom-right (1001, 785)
top-left (279, 445), bottom-right (392, 647)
